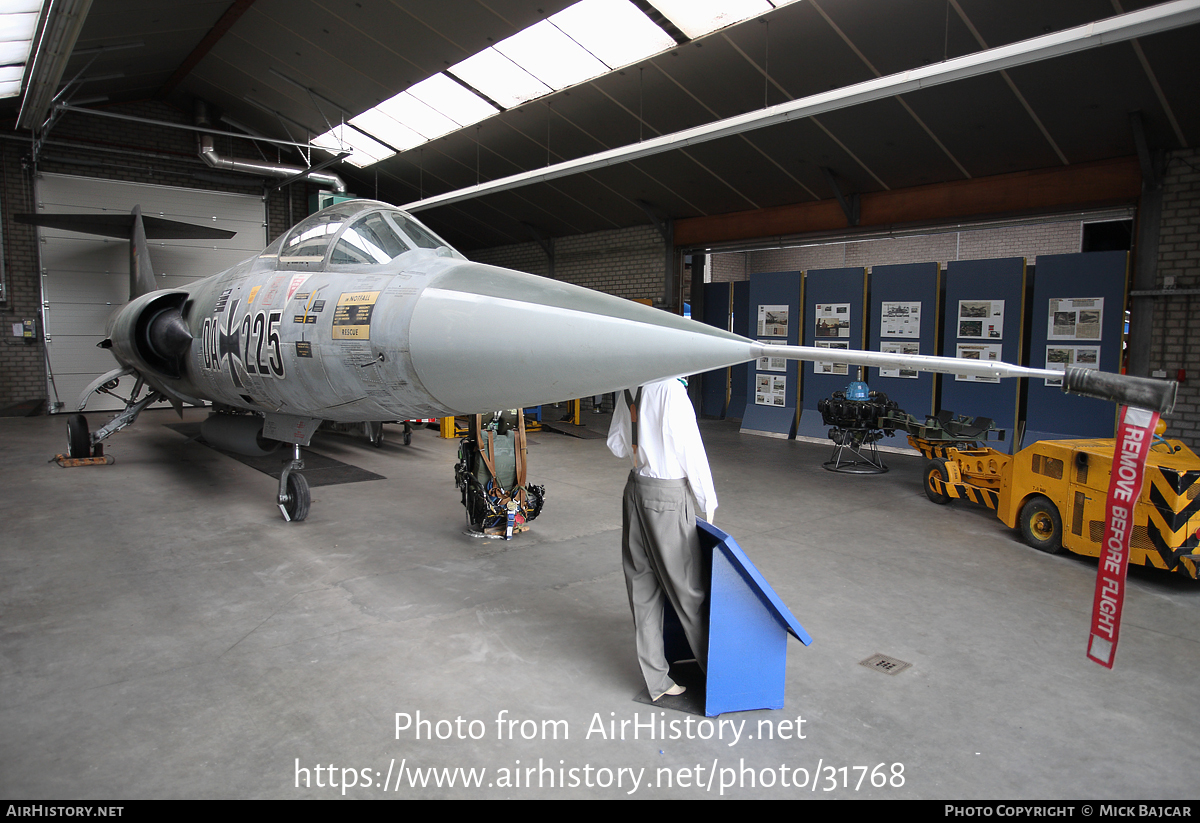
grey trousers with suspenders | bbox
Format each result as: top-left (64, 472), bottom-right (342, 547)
top-left (620, 388), bottom-right (709, 697)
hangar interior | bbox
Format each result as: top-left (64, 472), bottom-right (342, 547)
top-left (2, 0), bottom-right (1199, 800)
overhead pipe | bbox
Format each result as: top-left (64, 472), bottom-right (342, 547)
top-left (195, 100), bottom-right (345, 192)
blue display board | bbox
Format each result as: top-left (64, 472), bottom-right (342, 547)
top-left (1023, 251), bottom-right (1127, 446)
top-left (728, 280), bottom-right (750, 420)
top-left (940, 258), bottom-right (1026, 454)
top-left (701, 282), bottom-right (732, 418)
top-left (868, 263), bottom-right (940, 430)
top-left (795, 267), bottom-right (867, 440)
top-left (741, 271), bottom-right (801, 437)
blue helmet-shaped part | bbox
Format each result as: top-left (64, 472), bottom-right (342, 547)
top-left (845, 381), bottom-right (870, 401)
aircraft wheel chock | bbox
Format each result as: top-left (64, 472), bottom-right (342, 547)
top-left (1019, 496), bottom-right (1063, 554)
top-left (284, 472), bottom-right (311, 522)
top-left (924, 458), bottom-right (951, 505)
top-left (67, 414), bottom-right (91, 459)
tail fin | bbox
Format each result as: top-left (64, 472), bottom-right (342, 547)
top-left (13, 206), bottom-right (237, 300)
top-left (129, 205), bottom-right (156, 298)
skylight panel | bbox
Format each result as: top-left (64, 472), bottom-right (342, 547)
top-left (406, 73), bottom-right (498, 128)
top-left (312, 124), bottom-right (395, 168)
top-left (375, 91), bottom-right (459, 141)
top-left (0, 10), bottom-right (38, 43)
top-left (647, 0), bottom-right (773, 40)
top-left (549, 0), bottom-right (675, 69)
top-left (0, 1), bottom-right (46, 100)
top-left (0, 63), bottom-right (19, 95)
top-left (349, 108), bottom-right (424, 151)
top-left (493, 19), bottom-right (608, 90)
top-left (448, 48), bottom-right (552, 109)
top-left (0, 39), bottom-right (28, 63)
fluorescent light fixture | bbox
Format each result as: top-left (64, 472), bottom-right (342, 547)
top-left (449, 48), bottom-right (552, 108)
top-left (549, 0), bottom-right (675, 69)
top-left (349, 108), bottom-right (425, 151)
top-left (493, 19), bottom-right (609, 89)
top-left (406, 73), bottom-right (498, 127)
top-left (312, 124), bottom-right (395, 168)
top-left (647, 0), bottom-right (773, 40)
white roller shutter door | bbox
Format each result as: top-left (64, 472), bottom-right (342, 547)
top-left (35, 174), bottom-right (266, 412)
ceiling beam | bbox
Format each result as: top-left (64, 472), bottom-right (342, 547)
top-left (400, 0), bottom-right (1200, 214)
top-left (158, 0), bottom-right (257, 99)
top-left (673, 156), bottom-right (1141, 246)
top-left (948, 0), bottom-right (1068, 166)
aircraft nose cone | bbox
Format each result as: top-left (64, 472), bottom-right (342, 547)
top-left (408, 262), bottom-right (755, 414)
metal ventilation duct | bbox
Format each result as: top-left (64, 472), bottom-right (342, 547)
top-left (195, 101), bottom-right (345, 193)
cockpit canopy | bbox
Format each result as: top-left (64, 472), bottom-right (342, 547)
top-left (269, 200), bottom-right (464, 269)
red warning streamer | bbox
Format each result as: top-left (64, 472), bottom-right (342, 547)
top-left (1087, 405), bottom-right (1160, 668)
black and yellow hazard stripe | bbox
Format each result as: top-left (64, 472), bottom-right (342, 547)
top-left (1143, 464), bottom-right (1200, 577)
top-left (927, 473), bottom-right (1000, 510)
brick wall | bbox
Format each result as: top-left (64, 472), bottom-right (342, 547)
top-left (0, 143), bottom-right (43, 411)
top-left (1150, 149), bottom-right (1200, 445)
top-left (0, 101), bottom-right (316, 412)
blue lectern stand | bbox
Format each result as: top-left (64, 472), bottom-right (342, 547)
top-left (659, 521), bottom-right (812, 716)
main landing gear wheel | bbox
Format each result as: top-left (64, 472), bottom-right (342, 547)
top-left (67, 414), bottom-right (91, 458)
top-left (283, 472), bottom-right (311, 522)
top-left (1019, 496), bottom-right (1063, 554)
top-left (924, 457), bottom-right (951, 505)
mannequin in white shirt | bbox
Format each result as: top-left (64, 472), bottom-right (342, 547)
top-left (607, 376), bottom-right (715, 700)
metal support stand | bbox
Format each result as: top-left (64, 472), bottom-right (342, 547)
top-left (823, 428), bottom-right (888, 474)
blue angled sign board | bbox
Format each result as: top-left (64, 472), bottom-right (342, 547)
top-left (666, 520), bottom-right (811, 716)
top-left (795, 267), bottom-right (867, 441)
top-left (1022, 251), bottom-right (1127, 447)
top-left (868, 262), bottom-right (940, 442)
top-left (940, 258), bottom-right (1026, 454)
top-left (742, 271), bottom-right (801, 437)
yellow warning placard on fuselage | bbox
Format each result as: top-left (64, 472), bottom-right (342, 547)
top-left (332, 291), bottom-right (380, 340)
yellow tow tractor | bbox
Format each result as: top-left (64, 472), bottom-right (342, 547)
top-left (887, 410), bottom-right (1200, 578)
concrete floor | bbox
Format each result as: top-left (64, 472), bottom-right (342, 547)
top-left (2, 406), bottom-right (1198, 800)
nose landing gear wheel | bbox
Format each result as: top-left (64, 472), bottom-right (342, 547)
top-left (282, 472), bottom-right (310, 522)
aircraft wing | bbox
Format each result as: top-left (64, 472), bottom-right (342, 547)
top-left (15, 212), bottom-right (236, 240)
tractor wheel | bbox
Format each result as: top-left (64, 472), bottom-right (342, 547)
top-left (1019, 496), bottom-right (1063, 554)
top-left (924, 458), bottom-right (951, 505)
